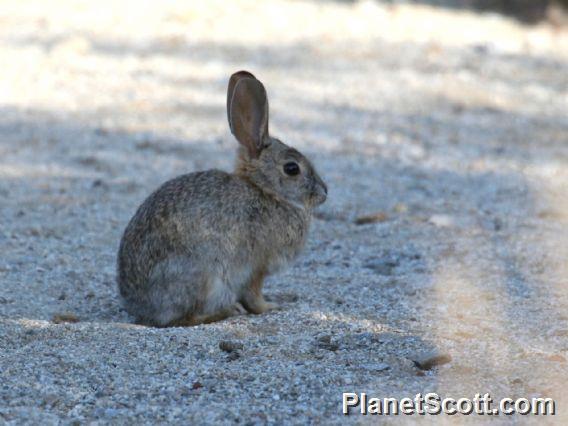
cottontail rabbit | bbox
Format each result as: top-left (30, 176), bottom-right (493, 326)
top-left (117, 71), bottom-right (327, 327)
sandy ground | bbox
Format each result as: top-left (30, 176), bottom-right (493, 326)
top-left (1, 0), bottom-right (568, 424)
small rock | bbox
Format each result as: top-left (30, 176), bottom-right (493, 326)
top-left (355, 212), bottom-right (388, 225)
top-left (52, 313), bottom-right (80, 324)
top-left (394, 203), bottom-right (408, 214)
top-left (364, 259), bottom-right (398, 275)
top-left (316, 335), bottom-right (339, 352)
top-left (313, 210), bottom-right (347, 222)
top-left (94, 127), bottom-right (109, 136)
top-left (270, 292), bottom-right (299, 303)
top-left (547, 354), bottom-right (566, 363)
top-left (352, 332), bottom-right (380, 347)
top-left (58, 293), bottom-right (66, 301)
top-left (492, 218), bottom-right (503, 231)
top-left (451, 103), bottom-right (465, 114)
top-left (364, 362), bottom-right (390, 372)
top-left (41, 393), bottom-right (59, 407)
top-left (227, 352), bottom-right (241, 361)
top-left (92, 179), bottom-right (106, 188)
top-left (428, 214), bottom-right (456, 228)
top-left (412, 351), bottom-right (452, 370)
top-left (219, 340), bottom-right (244, 353)
top-left (472, 43), bottom-right (489, 54)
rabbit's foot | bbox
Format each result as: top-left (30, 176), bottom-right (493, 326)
top-left (240, 293), bottom-right (280, 315)
top-left (167, 305), bottom-right (242, 327)
top-left (233, 302), bottom-right (247, 315)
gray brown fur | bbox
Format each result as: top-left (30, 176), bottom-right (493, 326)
top-left (117, 71), bottom-right (327, 327)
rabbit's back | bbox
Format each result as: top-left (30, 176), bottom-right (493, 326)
top-left (118, 170), bottom-right (254, 287)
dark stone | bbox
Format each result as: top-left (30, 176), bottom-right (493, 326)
top-left (355, 212), bottom-right (388, 225)
top-left (364, 259), bottom-right (399, 275)
top-left (219, 340), bottom-right (244, 353)
top-left (227, 352), bottom-right (241, 361)
top-left (412, 351), bottom-right (452, 370)
top-left (52, 313), bottom-right (80, 324)
top-left (316, 335), bottom-right (339, 351)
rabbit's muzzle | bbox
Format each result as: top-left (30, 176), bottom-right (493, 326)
top-left (310, 177), bottom-right (328, 206)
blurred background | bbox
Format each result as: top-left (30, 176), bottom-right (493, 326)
top-left (380, 0), bottom-right (568, 23)
top-left (1, 0), bottom-right (567, 423)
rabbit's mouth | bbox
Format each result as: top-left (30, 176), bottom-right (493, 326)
top-left (310, 182), bottom-right (328, 206)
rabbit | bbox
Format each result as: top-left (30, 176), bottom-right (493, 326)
top-left (117, 71), bottom-right (327, 327)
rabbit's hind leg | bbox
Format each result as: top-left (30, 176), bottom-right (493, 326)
top-left (165, 274), bottom-right (243, 327)
top-left (167, 304), bottom-right (243, 327)
top-left (145, 258), bottom-right (243, 327)
top-left (142, 256), bottom-right (204, 327)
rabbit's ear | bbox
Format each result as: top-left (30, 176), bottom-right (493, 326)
top-left (227, 70), bottom-right (256, 132)
top-left (229, 75), bottom-right (269, 159)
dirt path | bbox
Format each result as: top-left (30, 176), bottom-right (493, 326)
top-left (1, 0), bottom-right (567, 423)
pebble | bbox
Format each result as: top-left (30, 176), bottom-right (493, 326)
top-left (272, 292), bottom-right (299, 303)
top-left (227, 352), bottom-right (241, 361)
top-left (364, 259), bottom-right (398, 275)
top-left (394, 203), bottom-right (408, 214)
top-left (428, 214), bottom-right (456, 228)
top-left (316, 335), bottom-right (339, 352)
top-left (355, 212), bottom-right (388, 225)
top-left (547, 354), bottom-right (566, 363)
top-left (363, 362), bottom-right (391, 372)
top-left (412, 351), bottom-right (452, 370)
top-left (219, 340), bottom-right (244, 353)
top-left (52, 313), bottom-right (80, 324)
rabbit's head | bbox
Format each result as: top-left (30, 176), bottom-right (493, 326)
top-left (227, 71), bottom-right (327, 209)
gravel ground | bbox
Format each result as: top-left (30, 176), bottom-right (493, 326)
top-left (1, 0), bottom-right (568, 424)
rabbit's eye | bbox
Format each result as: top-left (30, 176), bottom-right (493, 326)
top-left (283, 162), bottom-right (300, 176)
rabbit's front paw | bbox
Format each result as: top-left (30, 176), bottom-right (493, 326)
top-left (262, 301), bottom-right (280, 312)
top-left (240, 294), bottom-right (280, 315)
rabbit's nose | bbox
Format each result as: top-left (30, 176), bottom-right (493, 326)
top-left (317, 177), bottom-right (328, 196)
top-left (313, 181), bottom-right (327, 205)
